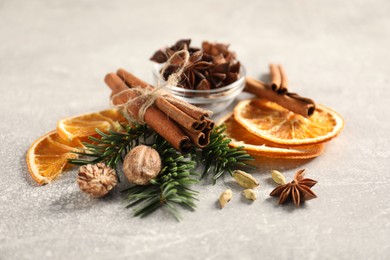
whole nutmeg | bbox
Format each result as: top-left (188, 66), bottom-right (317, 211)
top-left (77, 163), bottom-right (118, 197)
top-left (123, 145), bottom-right (162, 185)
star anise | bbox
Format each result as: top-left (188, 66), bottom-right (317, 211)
top-left (209, 60), bottom-right (241, 88)
top-left (182, 51), bottom-right (214, 90)
top-left (150, 39), bottom-right (200, 63)
top-left (202, 41), bottom-right (240, 88)
top-left (160, 50), bottom-right (213, 90)
top-left (151, 39), bottom-right (241, 90)
top-left (270, 169), bottom-right (317, 207)
top-left (202, 41), bottom-right (236, 62)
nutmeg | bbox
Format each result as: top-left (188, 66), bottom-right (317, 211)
top-left (77, 163), bottom-right (117, 197)
top-left (123, 145), bottom-right (161, 185)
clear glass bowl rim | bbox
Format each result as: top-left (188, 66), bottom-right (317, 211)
top-left (152, 63), bottom-right (246, 94)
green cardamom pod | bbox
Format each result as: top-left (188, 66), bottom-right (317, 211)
top-left (232, 170), bottom-right (259, 189)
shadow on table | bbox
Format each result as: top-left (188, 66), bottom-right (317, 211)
top-left (248, 156), bottom-right (315, 174)
top-left (266, 196), bottom-right (309, 212)
top-left (48, 188), bottom-right (120, 213)
top-left (19, 151), bottom-right (41, 187)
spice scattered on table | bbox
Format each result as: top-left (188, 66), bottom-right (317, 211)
top-left (271, 170), bottom-right (287, 185)
top-left (243, 189), bottom-right (257, 201)
top-left (232, 170), bottom-right (259, 189)
top-left (77, 163), bottom-right (118, 197)
top-left (25, 39), bottom-right (343, 220)
top-left (270, 169), bottom-right (317, 207)
top-left (123, 145), bottom-right (162, 185)
top-left (219, 189), bottom-right (233, 209)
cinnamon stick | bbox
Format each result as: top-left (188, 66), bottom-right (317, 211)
top-left (205, 118), bottom-right (215, 130)
top-left (117, 68), bottom-right (210, 121)
top-left (116, 69), bottom-right (150, 90)
top-left (117, 69), bottom-right (204, 133)
top-left (111, 69), bottom-right (215, 148)
top-left (201, 119), bottom-right (214, 147)
top-left (105, 73), bottom-right (132, 103)
top-left (269, 64), bottom-right (288, 94)
top-left (270, 64), bottom-right (281, 92)
top-left (245, 77), bottom-right (316, 117)
top-left (183, 120), bottom-right (213, 149)
top-left (182, 128), bottom-right (208, 148)
top-left (105, 73), bottom-right (192, 153)
top-left (165, 98), bottom-right (209, 121)
top-left (278, 64), bottom-right (288, 94)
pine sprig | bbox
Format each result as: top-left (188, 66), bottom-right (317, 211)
top-left (68, 122), bottom-right (255, 220)
top-left (201, 125), bottom-right (255, 183)
top-left (68, 124), bottom-right (149, 169)
top-left (123, 134), bottom-right (199, 220)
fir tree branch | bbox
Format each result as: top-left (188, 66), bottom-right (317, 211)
top-left (201, 125), bottom-right (255, 184)
top-left (68, 124), bottom-right (149, 169)
top-left (123, 134), bottom-right (199, 221)
top-left (68, 123), bottom-right (255, 220)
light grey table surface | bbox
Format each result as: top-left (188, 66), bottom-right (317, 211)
top-left (1, 0), bottom-right (389, 259)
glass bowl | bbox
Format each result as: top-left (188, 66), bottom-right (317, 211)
top-left (152, 64), bottom-right (246, 114)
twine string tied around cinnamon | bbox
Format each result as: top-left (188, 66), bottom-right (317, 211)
top-left (110, 50), bottom-right (212, 124)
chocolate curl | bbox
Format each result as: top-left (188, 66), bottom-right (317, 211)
top-left (105, 73), bottom-right (192, 153)
top-left (116, 68), bottom-right (210, 131)
top-left (245, 77), bottom-right (316, 117)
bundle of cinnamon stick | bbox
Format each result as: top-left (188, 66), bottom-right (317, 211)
top-left (245, 64), bottom-right (316, 117)
top-left (104, 69), bottom-right (214, 153)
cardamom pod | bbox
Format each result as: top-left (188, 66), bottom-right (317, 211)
top-left (243, 189), bottom-right (257, 201)
top-left (271, 170), bottom-right (287, 185)
top-left (219, 189), bottom-right (232, 209)
top-left (232, 170), bottom-right (259, 189)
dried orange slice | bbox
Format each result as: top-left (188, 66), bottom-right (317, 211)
top-left (27, 131), bottom-right (83, 185)
top-left (57, 108), bottom-right (126, 141)
top-left (219, 113), bottom-right (324, 159)
top-left (234, 99), bottom-right (344, 146)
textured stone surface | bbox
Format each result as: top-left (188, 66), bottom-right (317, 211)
top-left (1, 0), bottom-right (389, 259)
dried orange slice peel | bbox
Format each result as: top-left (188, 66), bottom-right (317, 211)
top-left (219, 113), bottom-right (324, 159)
top-left (26, 131), bottom-right (83, 185)
top-left (28, 108), bottom-right (128, 185)
top-left (57, 108), bottom-right (126, 141)
top-left (234, 99), bottom-right (344, 146)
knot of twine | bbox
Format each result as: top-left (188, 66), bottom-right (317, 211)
top-left (110, 50), bottom-right (191, 124)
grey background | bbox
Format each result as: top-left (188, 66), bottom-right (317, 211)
top-left (1, 0), bottom-right (389, 259)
